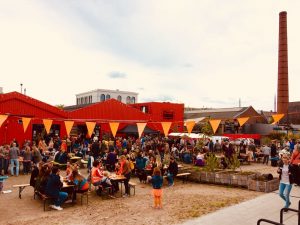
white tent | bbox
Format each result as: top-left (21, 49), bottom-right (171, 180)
top-left (168, 132), bottom-right (209, 139)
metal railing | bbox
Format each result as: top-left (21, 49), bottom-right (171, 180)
top-left (279, 200), bottom-right (300, 225)
top-left (257, 218), bottom-right (283, 225)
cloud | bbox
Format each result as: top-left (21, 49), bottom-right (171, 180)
top-left (141, 95), bottom-right (176, 103)
top-left (108, 71), bottom-right (127, 79)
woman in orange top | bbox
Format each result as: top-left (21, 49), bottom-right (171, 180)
top-left (91, 161), bottom-right (103, 186)
top-left (290, 145), bottom-right (300, 185)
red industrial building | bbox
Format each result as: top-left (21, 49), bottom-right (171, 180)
top-left (0, 92), bottom-right (184, 145)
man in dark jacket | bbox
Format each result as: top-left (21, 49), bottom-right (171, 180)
top-left (167, 157), bottom-right (178, 187)
top-left (45, 166), bottom-right (68, 210)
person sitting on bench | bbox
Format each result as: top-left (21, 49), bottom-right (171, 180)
top-left (45, 166), bottom-right (68, 211)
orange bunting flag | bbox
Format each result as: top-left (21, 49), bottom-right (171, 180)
top-left (161, 122), bottom-right (172, 137)
top-left (137, 123), bottom-right (147, 138)
top-left (186, 121), bottom-right (196, 134)
top-left (209, 119), bottom-right (221, 134)
top-left (272, 114), bottom-right (285, 124)
top-left (86, 122), bottom-right (96, 138)
top-left (64, 121), bottom-right (74, 137)
top-left (109, 122), bottom-right (119, 138)
top-left (43, 119), bottom-right (53, 134)
top-left (0, 115), bottom-right (8, 127)
top-left (237, 117), bottom-right (249, 127)
top-left (22, 117), bottom-right (31, 133)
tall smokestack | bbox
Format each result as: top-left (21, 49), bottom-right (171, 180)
top-left (277, 11), bottom-right (289, 115)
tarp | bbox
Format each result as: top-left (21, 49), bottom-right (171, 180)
top-left (168, 132), bottom-right (209, 139)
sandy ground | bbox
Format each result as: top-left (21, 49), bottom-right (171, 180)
top-left (0, 163), bottom-right (277, 225)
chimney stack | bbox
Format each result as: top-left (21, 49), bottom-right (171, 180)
top-left (277, 11), bottom-right (289, 115)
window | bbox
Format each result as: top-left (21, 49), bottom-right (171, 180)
top-left (131, 96), bottom-right (136, 104)
top-left (126, 96), bottom-right (131, 104)
top-left (76, 98), bottom-right (79, 105)
top-left (106, 94), bottom-right (111, 100)
top-left (85, 97), bottom-right (88, 104)
top-left (89, 95), bottom-right (92, 103)
top-left (81, 97), bottom-right (83, 104)
top-left (163, 111), bottom-right (174, 120)
top-left (100, 94), bottom-right (105, 102)
top-left (140, 106), bottom-right (149, 113)
top-left (117, 95), bottom-right (122, 102)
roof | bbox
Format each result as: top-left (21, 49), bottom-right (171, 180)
top-left (184, 107), bottom-right (249, 120)
top-left (69, 98), bottom-right (150, 122)
top-left (0, 92), bottom-right (67, 118)
top-left (76, 89), bottom-right (138, 96)
top-left (184, 106), bottom-right (267, 123)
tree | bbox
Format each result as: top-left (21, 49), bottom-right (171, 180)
top-left (201, 122), bottom-right (213, 136)
top-left (56, 104), bottom-right (65, 110)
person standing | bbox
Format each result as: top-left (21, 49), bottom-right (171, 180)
top-left (290, 145), bottom-right (300, 185)
top-left (166, 157), bottom-right (178, 187)
top-left (9, 142), bottom-right (20, 176)
top-left (150, 167), bottom-right (163, 209)
top-left (262, 144), bottom-right (271, 165)
top-left (118, 155), bottom-right (131, 197)
top-left (22, 146), bottom-right (32, 175)
top-left (277, 155), bottom-right (294, 211)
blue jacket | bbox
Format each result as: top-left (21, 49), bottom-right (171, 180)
top-left (45, 174), bottom-right (63, 198)
top-left (136, 157), bottom-right (146, 170)
top-left (151, 175), bottom-right (163, 189)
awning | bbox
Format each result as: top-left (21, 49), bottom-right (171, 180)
top-left (118, 125), bottom-right (158, 134)
top-left (184, 117), bottom-right (206, 124)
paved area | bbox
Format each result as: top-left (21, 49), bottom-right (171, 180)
top-left (182, 186), bottom-right (300, 225)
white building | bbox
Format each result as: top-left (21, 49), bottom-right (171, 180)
top-left (76, 89), bottom-right (138, 105)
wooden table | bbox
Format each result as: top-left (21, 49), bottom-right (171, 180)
top-left (110, 175), bottom-right (126, 197)
top-left (70, 156), bottom-right (82, 164)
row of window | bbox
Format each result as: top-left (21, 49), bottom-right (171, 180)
top-left (77, 95), bottom-right (92, 105)
top-left (100, 94), bottom-right (136, 104)
top-left (76, 94), bottom-right (136, 105)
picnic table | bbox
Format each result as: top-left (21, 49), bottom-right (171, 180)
top-left (109, 174), bottom-right (126, 197)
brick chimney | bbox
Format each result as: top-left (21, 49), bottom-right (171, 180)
top-left (277, 11), bottom-right (289, 115)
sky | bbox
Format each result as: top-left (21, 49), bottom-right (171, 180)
top-left (1, 0), bottom-right (300, 111)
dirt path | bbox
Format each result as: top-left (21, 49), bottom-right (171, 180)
top-left (0, 163), bottom-right (277, 225)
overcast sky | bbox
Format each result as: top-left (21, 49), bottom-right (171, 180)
top-left (1, 1), bottom-right (299, 111)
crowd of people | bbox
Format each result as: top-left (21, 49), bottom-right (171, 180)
top-left (1, 134), bottom-right (300, 211)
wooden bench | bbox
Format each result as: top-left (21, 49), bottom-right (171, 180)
top-left (34, 190), bottom-right (56, 211)
top-left (176, 173), bottom-right (191, 183)
top-left (129, 181), bottom-right (137, 196)
top-left (13, 184), bottom-right (30, 199)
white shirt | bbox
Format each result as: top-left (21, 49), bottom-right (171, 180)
top-left (281, 164), bottom-right (290, 184)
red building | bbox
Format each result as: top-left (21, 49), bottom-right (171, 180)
top-left (0, 92), bottom-right (184, 145)
top-left (130, 102), bottom-right (184, 132)
top-left (0, 92), bottom-right (68, 145)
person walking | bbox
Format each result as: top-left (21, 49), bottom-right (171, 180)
top-left (277, 154), bottom-right (294, 211)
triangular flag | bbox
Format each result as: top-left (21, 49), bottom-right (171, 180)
top-left (64, 121), bottom-right (74, 137)
top-left (272, 114), bottom-right (285, 124)
top-left (186, 121), bottom-right (196, 134)
top-left (209, 119), bottom-right (221, 134)
top-left (109, 122), bottom-right (119, 138)
top-left (86, 122), bottom-right (96, 138)
top-left (22, 117), bottom-right (31, 133)
top-left (0, 115), bottom-right (8, 127)
top-left (43, 119), bottom-right (53, 134)
top-left (161, 122), bottom-right (172, 137)
top-left (137, 123), bottom-right (147, 138)
top-left (237, 117), bottom-right (249, 127)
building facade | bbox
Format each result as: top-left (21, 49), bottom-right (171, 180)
top-left (75, 89), bottom-right (138, 105)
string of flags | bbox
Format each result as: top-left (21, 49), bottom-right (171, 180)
top-left (0, 113), bottom-right (289, 137)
